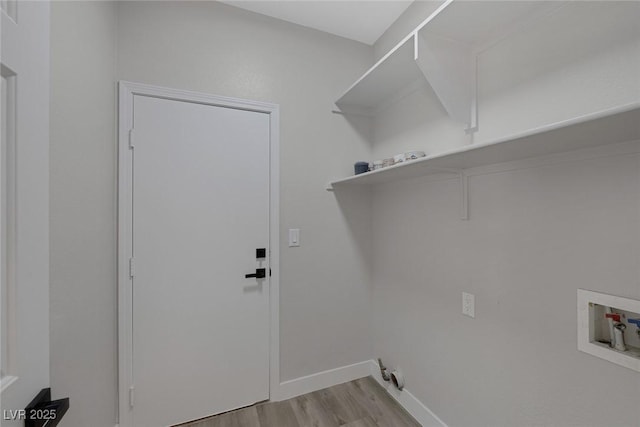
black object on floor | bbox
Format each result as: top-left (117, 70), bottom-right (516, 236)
top-left (25, 388), bottom-right (69, 427)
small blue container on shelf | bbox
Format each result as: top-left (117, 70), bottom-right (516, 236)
top-left (354, 161), bottom-right (369, 175)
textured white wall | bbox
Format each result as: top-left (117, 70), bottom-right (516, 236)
top-left (116, 0), bottom-right (374, 383)
top-left (50, 2), bottom-right (118, 427)
top-left (374, 2), bottom-right (640, 159)
top-left (371, 149), bottom-right (640, 426)
top-left (475, 2), bottom-right (640, 143)
top-left (370, 2), bottom-right (640, 426)
top-left (371, 83), bottom-right (471, 160)
top-left (50, 2), bottom-right (373, 426)
top-left (372, 0), bottom-right (467, 161)
top-left (49, 2), bottom-right (640, 426)
top-left (373, 0), bottom-right (444, 61)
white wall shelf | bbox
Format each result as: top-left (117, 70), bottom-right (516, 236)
top-left (327, 104), bottom-right (640, 191)
top-left (334, 0), bottom-right (562, 130)
top-left (335, 35), bottom-right (423, 118)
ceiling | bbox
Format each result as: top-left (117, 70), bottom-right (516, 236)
top-left (219, 1), bottom-right (414, 45)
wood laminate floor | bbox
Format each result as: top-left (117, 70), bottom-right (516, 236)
top-left (179, 377), bottom-right (421, 427)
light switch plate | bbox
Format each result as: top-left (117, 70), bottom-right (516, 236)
top-left (462, 292), bottom-right (475, 318)
top-left (288, 229), bottom-right (300, 247)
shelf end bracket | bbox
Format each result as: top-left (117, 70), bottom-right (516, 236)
top-left (460, 171), bottom-right (469, 221)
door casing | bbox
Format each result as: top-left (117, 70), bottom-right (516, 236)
top-left (117, 81), bottom-right (280, 427)
top-left (0, 1), bottom-right (50, 419)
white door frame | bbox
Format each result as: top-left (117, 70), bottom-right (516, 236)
top-left (117, 81), bottom-right (280, 427)
top-left (1, 0), bottom-right (50, 417)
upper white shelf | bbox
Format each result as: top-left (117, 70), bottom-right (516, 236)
top-left (335, 35), bottom-right (422, 116)
top-left (327, 104), bottom-right (640, 190)
top-left (334, 0), bottom-right (560, 127)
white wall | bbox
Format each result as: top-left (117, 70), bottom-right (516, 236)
top-left (369, 2), bottom-right (640, 426)
top-left (373, 0), bottom-right (444, 61)
top-left (50, 2), bottom-right (373, 426)
top-left (49, 2), bottom-right (640, 426)
top-left (50, 2), bottom-right (118, 426)
top-left (474, 1), bottom-right (640, 143)
top-left (371, 0), bottom-right (469, 160)
top-left (372, 149), bottom-right (640, 427)
top-left (116, 0), bottom-right (373, 384)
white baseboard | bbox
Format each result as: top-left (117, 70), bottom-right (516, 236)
top-left (368, 360), bottom-right (448, 427)
top-left (275, 359), bottom-right (448, 427)
top-left (276, 360), bottom-right (371, 401)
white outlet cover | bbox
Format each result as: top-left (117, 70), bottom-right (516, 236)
top-left (288, 228), bottom-right (300, 247)
top-left (462, 292), bottom-right (475, 318)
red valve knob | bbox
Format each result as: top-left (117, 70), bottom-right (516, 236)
top-left (605, 313), bottom-right (621, 322)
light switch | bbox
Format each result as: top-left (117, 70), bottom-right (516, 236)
top-left (288, 229), bottom-right (300, 247)
top-left (462, 292), bottom-right (475, 318)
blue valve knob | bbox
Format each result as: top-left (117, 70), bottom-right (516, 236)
top-left (628, 318), bottom-right (640, 328)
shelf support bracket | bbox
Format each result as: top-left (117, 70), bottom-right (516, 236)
top-left (460, 171), bottom-right (469, 221)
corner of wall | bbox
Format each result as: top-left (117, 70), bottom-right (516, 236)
top-left (367, 360), bottom-right (448, 427)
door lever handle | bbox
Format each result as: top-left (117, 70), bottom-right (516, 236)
top-left (245, 268), bottom-right (266, 279)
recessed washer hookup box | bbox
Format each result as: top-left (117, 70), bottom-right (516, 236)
top-left (577, 289), bottom-right (640, 372)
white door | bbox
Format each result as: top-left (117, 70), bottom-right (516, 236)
top-left (1, 1), bottom-right (51, 425)
top-left (129, 92), bottom-right (271, 427)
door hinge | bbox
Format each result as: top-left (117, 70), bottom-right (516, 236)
top-left (128, 129), bottom-right (135, 150)
top-left (129, 258), bottom-right (135, 279)
top-left (129, 386), bottom-right (135, 408)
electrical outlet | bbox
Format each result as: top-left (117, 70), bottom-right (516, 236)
top-left (462, 292), bottom-right (475, 318)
